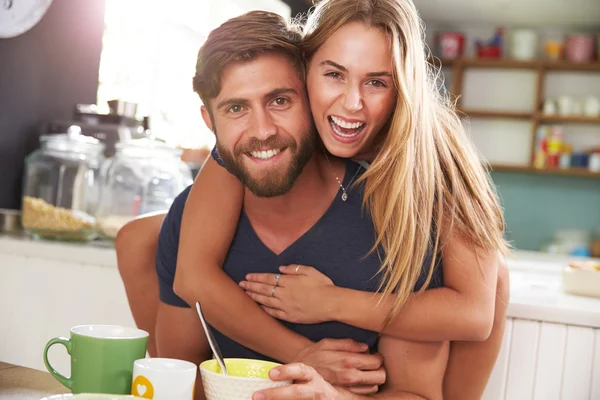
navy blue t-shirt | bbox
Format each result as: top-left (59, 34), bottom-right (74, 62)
top-left (156, 160), bottom-right (443, 361)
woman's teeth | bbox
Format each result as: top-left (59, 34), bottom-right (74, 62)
top-left (329, 116), bottom-right (365, 137)
top-left (250, 148), bottom-right (281, 160)
top-left (331, 115), bottom-right (364, 129)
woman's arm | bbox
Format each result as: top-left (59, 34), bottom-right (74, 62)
top-left (173, 156), bottom-right (312, 361)
top-left (244, 224), bottom-right (500, 342)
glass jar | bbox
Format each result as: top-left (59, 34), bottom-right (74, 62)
top-left (96, 139), bottom-right (193, 239)
top-left (22, 126), bottom-right (105, 241)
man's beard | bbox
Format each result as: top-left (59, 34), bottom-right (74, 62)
top-left (216, 130), bottom-right (315, 198)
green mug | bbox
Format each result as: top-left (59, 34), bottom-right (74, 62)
top-left (43, 325), bottom-right (149, 394)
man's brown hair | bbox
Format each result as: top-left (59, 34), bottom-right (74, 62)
top-left (192, 11), bottom-right (304, 109)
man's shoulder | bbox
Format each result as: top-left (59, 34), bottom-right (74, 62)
top-left (159, 185), bottom-right (193, 236)
top-left (169, 185), bottom-right (193, 216)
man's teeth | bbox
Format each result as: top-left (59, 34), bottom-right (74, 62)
top-left (331, 115), bottom-right (364, 129)
top-left (250, 148), bottom-right (282, 160)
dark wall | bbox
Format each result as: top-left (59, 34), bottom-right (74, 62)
top-left (0, 0), bottom-right (106, 209)
top-left (283, 0), bottom-right (311, 17)
top-left (0, 0), bottom-right (306, 210)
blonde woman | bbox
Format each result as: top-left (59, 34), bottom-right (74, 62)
top-left (117, 0), bottom-right (510, 398)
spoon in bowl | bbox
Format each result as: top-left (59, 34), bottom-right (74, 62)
top-left (195, 302), bottom-right (228, 375)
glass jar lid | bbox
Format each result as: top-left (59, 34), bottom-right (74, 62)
top-left (116, 138), bottom-right (182, 158)
top-left (40, 125), bottom-right (105, 155)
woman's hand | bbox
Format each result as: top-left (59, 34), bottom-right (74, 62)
top-left (240, 264), bottom-right (336, 324)
top-left (252, 363), bottom-right (344, 400)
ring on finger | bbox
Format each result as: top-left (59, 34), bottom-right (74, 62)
top-left (275, 273), bottom-right (281, 287)
top-left (271, 286), bottom-right (277, 298)
top-left (295, 265), bottom-right (300, 273)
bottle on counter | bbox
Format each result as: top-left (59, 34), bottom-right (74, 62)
top-left (533, 127), bottom-right (548, 169)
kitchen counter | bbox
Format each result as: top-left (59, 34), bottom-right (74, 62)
top-left (505, 251), bottom-right (600, 328)
top-left (1, 234), bottom-right (599, 328)
top-left (2, 235), bottom-right (600, 399)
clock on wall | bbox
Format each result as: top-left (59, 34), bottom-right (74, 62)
top-left (0, 0), bottom-right (53, 38)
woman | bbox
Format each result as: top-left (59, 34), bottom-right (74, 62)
top-left (117, 0), bottom-right (510, 398)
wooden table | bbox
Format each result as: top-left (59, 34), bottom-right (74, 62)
top-left (0, 362), bottom-right (67, 399)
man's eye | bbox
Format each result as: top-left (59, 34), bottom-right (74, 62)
top-left (273, 97), bottom-right (289, 106)
top-left (227, 105), bottom-right (244, 113)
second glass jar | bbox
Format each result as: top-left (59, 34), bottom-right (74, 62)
top-left (96, 139), bottom-right (193, 239)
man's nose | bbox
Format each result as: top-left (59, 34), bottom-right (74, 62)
top-left (250, 108), bottom-right (277, 140)
top-left (342, 85), bottom-right (364, 112)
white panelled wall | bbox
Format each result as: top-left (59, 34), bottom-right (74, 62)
top-left (483, 319), bottom-right (600, 400)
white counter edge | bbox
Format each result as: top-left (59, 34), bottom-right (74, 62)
top-left (0, 234), bottom-right (116, 267)
top-left (2, 235), bottom-right (599, 328)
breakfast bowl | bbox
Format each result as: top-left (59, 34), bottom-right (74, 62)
top-left (199, 358), bottom-right (291, 400)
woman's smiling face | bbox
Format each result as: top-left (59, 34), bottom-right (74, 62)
top-left (306, 21), bottom-right (397, 159)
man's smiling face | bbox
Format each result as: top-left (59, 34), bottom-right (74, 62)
top-left (202, 52), bottom-right (315, 197)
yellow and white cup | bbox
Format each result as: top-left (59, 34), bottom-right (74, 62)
top-left (131, 358), bottom-right (197, 400)
top-left (200, 359), bottom-right (291, 400)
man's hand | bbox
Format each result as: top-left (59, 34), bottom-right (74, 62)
top-left (293, 338), bottom-right (385, 394)
top-left (252, 363), bottom-right (343, 400)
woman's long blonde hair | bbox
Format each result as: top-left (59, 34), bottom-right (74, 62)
top-left (301, 0), bottom-right (511, 322)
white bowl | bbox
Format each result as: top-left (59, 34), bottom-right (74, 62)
top-left (563, 265), bottom-right (600, 298)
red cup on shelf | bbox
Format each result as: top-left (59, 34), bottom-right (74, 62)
top-left (435, 32), bottom-right (465, 59)
top-left (564, 34), bottom-right (594, 63)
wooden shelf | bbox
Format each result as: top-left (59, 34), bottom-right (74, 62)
top-left (429, 57), bottom-right (455, 68)
top-left (537, 114), bottom-right (600, 124)
top-left (544, 61), bottom-right (600, 72)
top-left (459, 58), bottom-right (540, 70)
top-left (459, 109), bottom-right (532, 119)
top-left (439, 56), bottom-right (600, 179)
top-left (489, 164), bottom-right (600, 178)
top-left (435, 58), bottom-right (600, 72)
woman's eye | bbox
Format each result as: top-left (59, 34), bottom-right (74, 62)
top-left (325, 71), bottom-right (342, 79)
top-left (368, 80), bottom-right (387, 88)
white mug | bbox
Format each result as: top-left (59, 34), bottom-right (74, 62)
top-left (543, 99), bottom-right (557, 115)
top-left (584, 96), bottom-right (600, 117)
top-left (131, 358), bottom-right (197, 400)
top-left (558, 96), bottom-right (574, 116)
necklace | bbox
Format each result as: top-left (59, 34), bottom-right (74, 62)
top-left (323, 152), bottom-right (362, 202)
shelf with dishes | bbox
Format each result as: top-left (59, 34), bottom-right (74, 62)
top-left (438, 51), bottom-right (600, 178)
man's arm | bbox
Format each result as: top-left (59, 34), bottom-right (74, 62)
top-left (155, 302), bottom-right (212, 400)
top-left (254, 336), bottom-right (449, 400)
top-left (369, 335), bottom-right (449, 399)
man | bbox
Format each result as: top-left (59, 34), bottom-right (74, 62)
top-left (154, 10), bottom-right (448, 400)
